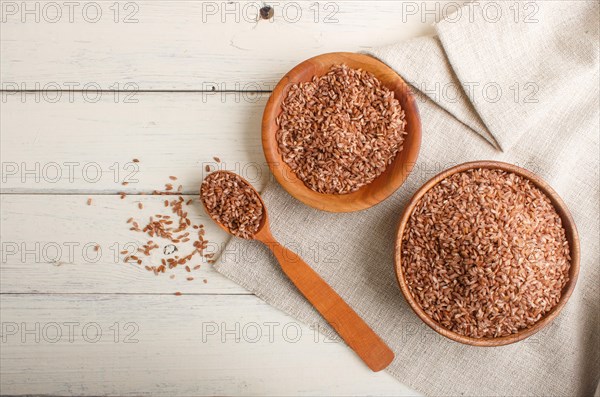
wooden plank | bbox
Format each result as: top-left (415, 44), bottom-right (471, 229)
top-left (0, 194), bottom-right (249, 294)
top-left (1, 92), bottom-right (270, 193)
top-left (0, 294), bottom-right (415, 396)
top-left (0, 1), bottom-right (462, 89)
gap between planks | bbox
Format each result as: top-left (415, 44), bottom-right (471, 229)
top-left (1, 193), bottom-right (215, 197)
top-left (0, 292), bottom-right (252, 296)
top-left (0, 89), bottom-right (274, 93)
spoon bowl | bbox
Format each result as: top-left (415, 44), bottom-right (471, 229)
top-left (200, 171), bottom-right (395, 371)
top-left (199, 171), bottom-right (271, 239)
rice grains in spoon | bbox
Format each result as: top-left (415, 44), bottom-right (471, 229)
top-left (200, 171), bottom-right (263, 239)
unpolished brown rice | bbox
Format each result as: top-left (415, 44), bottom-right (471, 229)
top-left (276, 64), bottom-right (407, 194)
top-left (200, 171), bottom-right (263, 239)
top-left (401, 168), bottom-right (571, 338)
top-left (118, 174), bottom-right (212, 278)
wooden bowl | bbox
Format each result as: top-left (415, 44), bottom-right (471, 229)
top-left (394, 161), bottom-right (580, 347)
top-left (262, 52), bottom-right (422, 212)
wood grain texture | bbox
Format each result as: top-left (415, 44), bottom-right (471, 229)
top-left (394, 161), bottom-right (581, 347)
top-left (0, 194), bottom-right (247, 294)
top-left (262, 52), bottom-right (422, 212)
top-left (0, 1), bottom-right (465, 393)
top-left (0, 93), bottom-right (269, 193)
top-left (0, 294), bottom-right (415, 396)
top-left (0, 1), bottom-right (467, 89)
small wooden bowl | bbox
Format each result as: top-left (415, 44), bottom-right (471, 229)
top-left (262, 52), bottom-right (422, 212)
top-left (394, 161), bottom-right (580, 347)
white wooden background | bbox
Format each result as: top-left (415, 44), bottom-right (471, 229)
top-left (0, 1), bottom-right (464, 395)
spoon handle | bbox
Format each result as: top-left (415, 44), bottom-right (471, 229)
top-left (262, 236), bottom-right (394, 372)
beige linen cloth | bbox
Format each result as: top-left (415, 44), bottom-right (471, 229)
top-left (215, 1), bottom-right (600, 395)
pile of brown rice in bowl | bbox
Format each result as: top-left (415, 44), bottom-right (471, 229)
top-left (276, 64), bottom-right (407, 194)
top-left (400, 167), bottom-right (571, 340)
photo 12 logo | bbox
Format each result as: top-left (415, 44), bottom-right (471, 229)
top-left (1, 1), bottom-right (140, 23)
top-left (1, 82), bottom-right (139, 104)
top-left (415, 80), bottom-right (539, 105)
top-left (201, 321), bottom-right (340, 344)
top-left (201, 82), bottom-right (275, 104)
top-left (220, 239), bottom-right (340, 266)
top-left (1, 322), bottom-right (140, 343)
top-left (0, 241), bottom-right (141, 265)
top-left (1, 161), bottom-right (140, 185)
top-left (399, 1), bottom-right (540, 24)
top-left (199, 1), bottom-right (340, 24)
top-left (0, 239), bottom-right (222, 266)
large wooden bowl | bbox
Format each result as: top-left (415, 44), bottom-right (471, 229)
top-left (262, 52), bottom-right (421, 212)
top-left (395, 161), bottom-right (580, 347)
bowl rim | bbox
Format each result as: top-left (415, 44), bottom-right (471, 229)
top-left (394, 160), bottom-right (581, 347)
top-left (261, 51), bottom-right (422, 213)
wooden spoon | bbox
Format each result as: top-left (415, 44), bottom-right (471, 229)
top-left (201, 171), bottom-right (395, 372)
